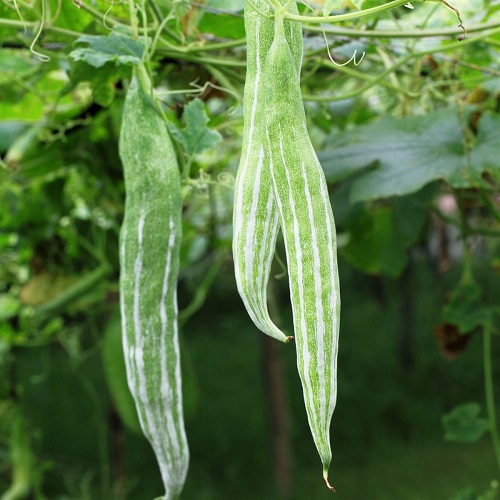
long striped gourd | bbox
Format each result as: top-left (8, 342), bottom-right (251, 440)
top-left (262, 11), bottom-right (341, 491)
top-left (119, 69), bottom-right (189, 500)
top-left (232, 0), bottom-right (301, 343)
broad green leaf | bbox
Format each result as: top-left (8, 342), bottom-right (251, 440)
top-left (442, 402), bottom-right (488, 443)
top-left (0, 86), bottom-right (45, 122)
top-left (465, 113), bottom-right (500, 186)
top-left (342, 205), bottom-right (408, 277)
top-left (67, 61), bottom-right (128, 106)
top-left (352, 0), bottom-right (392, 9)
top-left (198, 13), bottom-right (245, 39)
top-left (70, 31), bottom-right (145, 68)
top-left (443, 279), bottom-right (492, 334)
top-left (339, 187), bottom-right (432, 277)
top-left (168, 99), bottom-right (222, 156)
top-left (323, 0), bottom-right (344, 16)
top-left (0, 59), bottom-right (74, 121)
top-left (0, 50), bottom-right (35, 85)
top-left (392, 185), bottom-right (434, 248)
top-left (207, 0), bottom-right (245, 10)
top-left (359, 0), bottom-right (390, 9)
top-left (51, 0), bottom-right (95, 33)
top-left (319, 109), bottom-right (500, 202)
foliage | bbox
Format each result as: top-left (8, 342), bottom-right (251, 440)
top-left (0, 0), bottom-right (499, 498)
top-left (442, 402), bottom-right (488, 443)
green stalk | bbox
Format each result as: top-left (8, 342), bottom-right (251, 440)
top-left (205, 64), bottom-right (243, 101)
top-left (283, 0), bottom-right (410, 23)
top-left (33, 264), bottom-right (111, 317)
top-left (128, 0), bottom-right (139, 37)
top-left (304, 21), bottom-right (500, 58)
top-left (483, 320), bottom-right (500, 474)
top-left (0, 18), bottom-right (83, 37)
top-left (184, 38), bottom-right (246, 52)
top-left (155, 48), bottom-right (246, 67)
top-left (178, 252), bottom-right (225, 322)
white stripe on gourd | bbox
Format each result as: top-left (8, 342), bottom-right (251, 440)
top-left (263, 12), bottom-right (341, 491)
top-left (119, 72), bottom-right (189, 500)
top-left (233, 0), bottom-right (301, 343)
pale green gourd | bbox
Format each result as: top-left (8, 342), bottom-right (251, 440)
top-left (119, 69), bottom-right (189, 500)
top-left (232, 0), bottom-right (301, 343)
top-left (262, 11), bottom-right (341, 491)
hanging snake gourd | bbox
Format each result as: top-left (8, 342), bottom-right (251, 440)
top-left (232, 0), bottom-right (302, 343)
top-left (119, 70), bottom-right (189, 500)
top-left (263, 12), bottom-right (341, 491)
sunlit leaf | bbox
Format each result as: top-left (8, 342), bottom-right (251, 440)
top-left (168, 99), bottom-right (222, 156)
top-left (70, 31), bottom-right (145, 68)
top-left (198, 13), bottom-right (245, 39)
top-left (323, 0), bottom-right (344, 15)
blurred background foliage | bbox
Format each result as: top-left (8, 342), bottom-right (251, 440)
top-left (0, 0), bottom-right (499, 498)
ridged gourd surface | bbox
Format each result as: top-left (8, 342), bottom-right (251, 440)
top-left (262, 12), bottom-right (341, 489)
top-left (119, 74), bottom-right (189, 500)
top-left (232, 0), bottom-right (302, 343)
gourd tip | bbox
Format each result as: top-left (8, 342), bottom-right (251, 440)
top-left (324, 472), bottom-right (336, 493)
top-left (285, 336), bottom-right (295, 343)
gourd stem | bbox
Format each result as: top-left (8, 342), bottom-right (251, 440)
top-left (283, 0), bottom-right (409, 24)
top-left (136, 63), bottom-right (152, 96)
top-left (275, 11), bottom-right (285, 38)
top-left (307, 20), bottom-right (500, 38)
top-left (323, 467), bottom-right (335, 493)
top-left (264, 0), bottom-right (408, 24)
top-left (128, 0), bottom-right (139, 37)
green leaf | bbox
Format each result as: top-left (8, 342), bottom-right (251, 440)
top-left (359, 0), bottom-right (392, 9)
top-left (0, 295), bottom-right (21, 322)
top-left (467, 113), bottom-right (500, 186)
top-left (443, 278), bottom-right (492, 334)
top-left (351, 0), bottom-right (392, 9)
top-left (0, 49), bottom-right (35, 86)
top-left (198, 13), bottom-right (245, 39)
top-left (168, 99), bottom-right (222, 156)
top-left (207, 0), bottom-right (244, 10)
top-left (442, 402), bottom-right (488, 443)
top-left (198, 0), bottom-right (245, 37)
top-left (392, 185), bottom-right (434, 248)
top-left (323, 0), bottom-right (344, 16)
top-left (51, 0), bottom-right (95, 33)
top-left (67, 60), bottom-right (128, 107)
top-left (69, 31), bottom-right (145, 68)
top-left (338, 187), bottom-right (431, 277)
top-left (342, 205), bottom-right (408, 277)
top-left (319, 109), bottom-right (500, 202)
